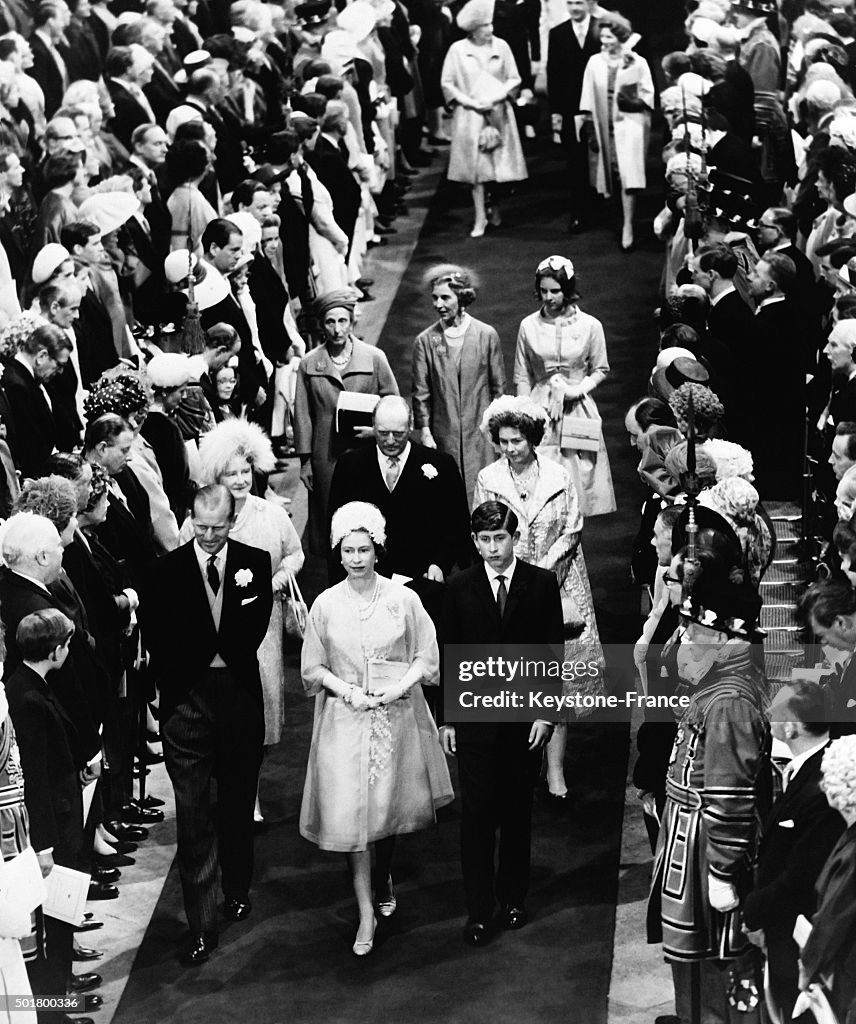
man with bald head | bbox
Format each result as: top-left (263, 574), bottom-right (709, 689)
top-left (327, 394), bottom-right (471, 605)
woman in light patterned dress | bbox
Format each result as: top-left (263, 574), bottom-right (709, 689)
top-left (183, 419), bottom-right (304, 822)
top-left (475, 396), bottom-right (604, 802)
top-left (300, 502), bottom-right (453, 957)
top-left (514, 255), bottom-right (616, 517)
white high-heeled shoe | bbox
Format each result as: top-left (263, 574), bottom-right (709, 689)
top-left (470, 221), bottom-right (487, 238)
top-left (352, 916), bottom-right (377, 957)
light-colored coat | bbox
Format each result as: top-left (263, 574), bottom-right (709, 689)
top-left (441, 36), bottom-right (528, 185)
top-left (579, 50), bottom-right (654, 196)
top-left (412, 315), bottom-right (506, 503)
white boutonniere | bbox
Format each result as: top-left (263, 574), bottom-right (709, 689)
top-left (422, 464), bottom-right (438, 479)
top-left (234, 568), bottom-right (254, 588)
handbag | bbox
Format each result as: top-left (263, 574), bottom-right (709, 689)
top-left (283, 570), bottom-right (308, 640)
top-left (478, 119), bottom-right (502, 153)
top-left (560, 411), bottom-right (602, 452)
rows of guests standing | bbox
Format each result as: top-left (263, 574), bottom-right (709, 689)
top-left (616, 3), bottom-right (856, 1022)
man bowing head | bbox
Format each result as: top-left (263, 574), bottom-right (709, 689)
top-left (140, 484), bottom-right (272, 965)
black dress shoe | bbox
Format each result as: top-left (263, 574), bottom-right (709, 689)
top-left (463, 922), bottom-right (492, 947)
top-left (181, 934), bottom-right (218, 966)
top-left (140, 795), bottom-right (165, 809)
top-left (427, 135), bottom-right (451, 146)
top-left (355, 276), bottom-right (374, 288)
top-left (82, 994), bottom-right (103, 1012)
top-left (69, 972), bottom-right (102, 993)
top-left (357, 290), bottom-right (375, 302)
top-left (87, 881), bottom-right (119, 901)
top-left (121, 804), bottom-right (164, 825)
top-left (105, 822), bottom-right (148, 843)
top-left (93, 866), bottom-right (121, 884)
top-left (73, 946), bottom-right (103, 962)
top-left (567, 216), bottom-right (582, 233)
top-left (224, 897), bottom-right (252, 921)
top-left (500, 905), bottom-right (528, 930)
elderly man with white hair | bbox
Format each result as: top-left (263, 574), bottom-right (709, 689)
top-left (822, 318), bottom-right (856, 428)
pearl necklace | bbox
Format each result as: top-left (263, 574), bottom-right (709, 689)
top-left (329, 339), bottom-right (353, 368)
top-left (347, 575), bottom-right (381, 620)
top-left (509, 459), bottom-right (538, 502)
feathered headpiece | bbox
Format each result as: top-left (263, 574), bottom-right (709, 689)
top-left (330, 501), bottom-right (387, 548)
top-left (479, 395), bottom-right (549, 438)
top-left (196, 418), bottom-right (276, 484)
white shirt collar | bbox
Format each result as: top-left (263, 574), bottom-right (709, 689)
top-left (484, 557), bottom-right (517, 587)
top-left (574, 16), bottom-right (590, 40)
top-left (771, 240), bottom-right (791, 253)
top-left (787, 738), bottom-right (829, 781)
top-left (377, 441), bottom-right (411, 475)
top-left (756, 295), bottom-right (786, 312)
top-left (194, 540), bottom-right (227, 575)
top-left (710, 283), bottom-right (736, 307)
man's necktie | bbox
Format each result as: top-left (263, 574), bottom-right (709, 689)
top-left (781, 763), bottom-right (793, 791)
top-left (207, 555), bottom-right (220, 594)
top-left (297, 164), bottom-right (314, 218)
top-left (385, 456), bottom-right (399, 491)
top-left (496, 575), bottom-right (507, 618)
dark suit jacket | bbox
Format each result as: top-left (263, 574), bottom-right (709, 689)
top-left (144, 61), bottom-right (181, 126)
top-left (546, 17), bottom-right (600, 119)
top-left (0, 568), bottom-right (100, 763)
top-left (45, 349), bottom-right (83, 453)
top-left (6, 663), bottom-right (85, 867)
top-left (27, 34), bottom-right (64, 119)
top-left (140, 539), bottom-right (272, 718)
top-left (106, 80), bottom-right (153, 149)
top-left (308, 135), bottom-right (360, 248)
top-left (441, 558), bottom-right (564, 743)
top-left (743, 746), bottom-right (845, 1000)
top-left (328, 442), bottom-right (471, 581)
top-left (2, 359), bottom-right (56, 478)
top-left (75, 291), bottom-right (117, 387)
top-left (120, 214), bottom-right (166, 325)
top-left (247, 252), bottom-right (292, 364)
top-left (200, 291), bottom-right (267, 408)
top-left (707, 60), bottom-right (755, 143)
top-left (93, 468), bottom-right (158, 587)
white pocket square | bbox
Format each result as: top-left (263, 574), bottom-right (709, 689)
top-left (778, 819), bottom-right (795, 829)
top-left (241, 596), bottom-right (258, 606)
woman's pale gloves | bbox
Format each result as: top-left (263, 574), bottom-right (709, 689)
top-left (419, 427), bottom-right (437, 448)
top-left (708, 875), bottom-right (739, 912)
top-left (0, 901), bottom-right (33, 940)
top-left (547, 374), bottom-right (586, 419)
top-left (272, 569), bottom-right (290, 596)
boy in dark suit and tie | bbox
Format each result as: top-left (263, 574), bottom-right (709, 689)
top-left (441, 501), bottom-right (563, 946)
top-left (140, 485), bottom-right (272, 965)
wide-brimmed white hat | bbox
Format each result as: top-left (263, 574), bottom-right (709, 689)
top-left (32, 243), bottom-right (71, 285)
top-left (78, 192), bottom-right (138, 236)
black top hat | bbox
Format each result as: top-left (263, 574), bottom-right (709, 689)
top-left (650, 357), bottom-right (710, 400)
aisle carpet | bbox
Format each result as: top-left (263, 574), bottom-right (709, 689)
top-left (113, 141), bottom-right (664, 1024)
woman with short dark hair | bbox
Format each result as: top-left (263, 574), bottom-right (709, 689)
top-left (412, 264), bottom-right (505, 501)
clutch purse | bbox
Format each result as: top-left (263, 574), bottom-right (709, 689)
top-left (560, 412), bottom-right (602, 452)
top-left (283, 571), bottom-right (308, 640)
top-left (364, 658), bottom-right (409, 695)
top-left (478, 123), bottom-right (502, 152)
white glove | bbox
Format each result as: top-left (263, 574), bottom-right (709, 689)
top-left (708, 874), bottom-right (739, 912)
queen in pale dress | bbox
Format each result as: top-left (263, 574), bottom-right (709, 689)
top-left (300, 502), bottom-right (453, 957)
top-left (184, 418), bottom-right (304, 819)
top-left (514, 255), bottom-right (616, 517)
top-left (475, 396), bottom-right (604, 801)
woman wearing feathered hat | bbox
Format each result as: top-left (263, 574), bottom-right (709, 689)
top-left (474, 394), bottom-right (603, 802)
top-left (181, 417), bottom-right (304, 819)
top-left (440, 0), bottom-right (527, 237)
top-left (293, 288), bottom-right (398, 555)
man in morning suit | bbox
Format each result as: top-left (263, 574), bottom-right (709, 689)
top-left (799, 578), bottom-right (856, 737)
top-left (327, 394), bottom-right (471, 615)
top-left (547, 0), bottom-right (600, 232)
top-left (742, 682), bottom-right (845, 1024)
top-left (441, 501), bottom-right (562, 947)
top-left (2, 322), bottom-right (72, 479)
top-left (140, 485), bottom-right (272, 965)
